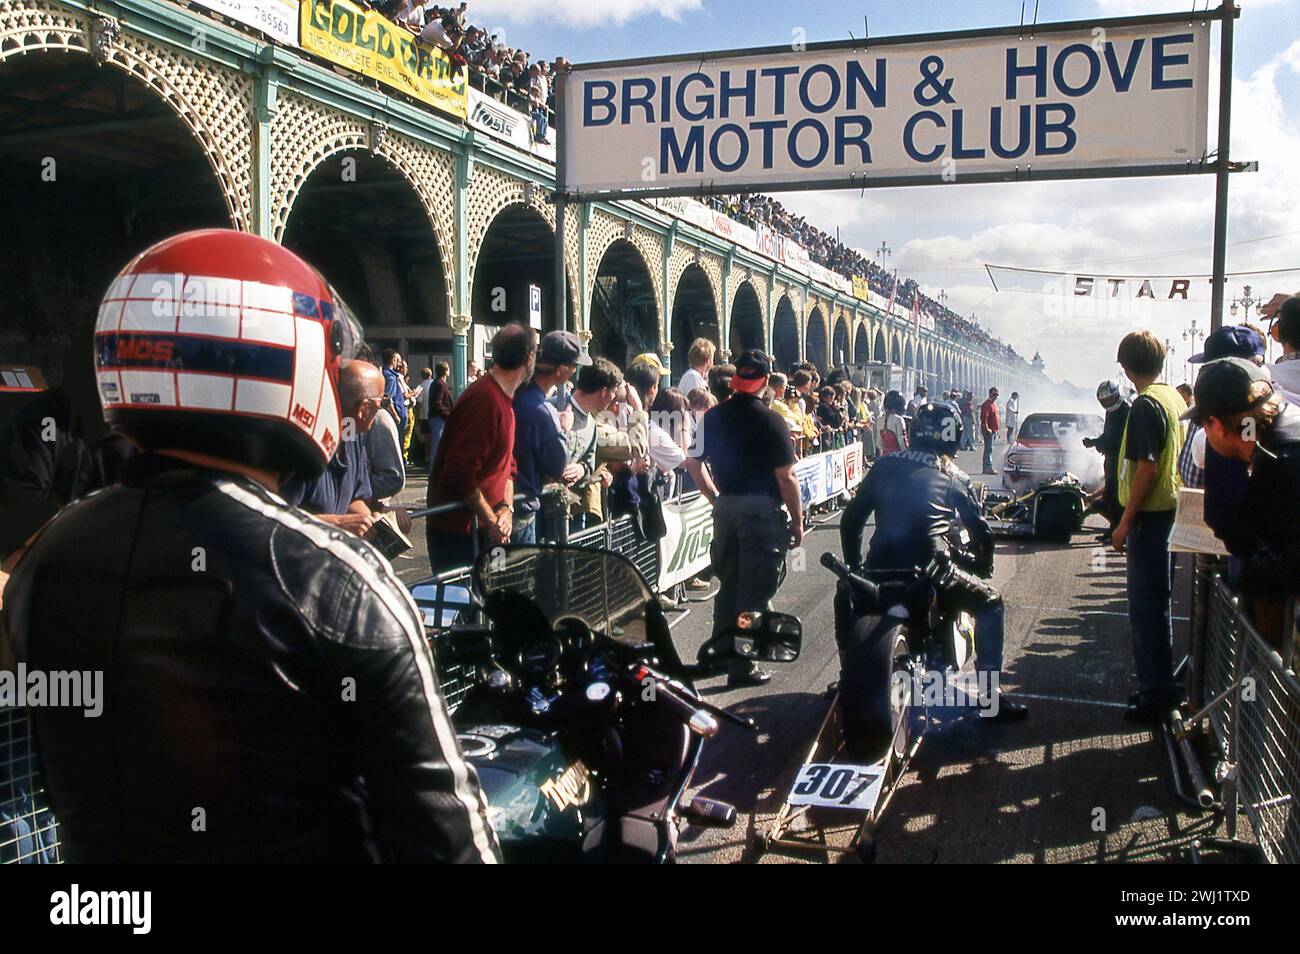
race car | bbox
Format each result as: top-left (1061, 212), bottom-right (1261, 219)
top-left (979, 474), bottom-right (1091, 543)
top-left (1001, 412), bottom-right (1104, 495)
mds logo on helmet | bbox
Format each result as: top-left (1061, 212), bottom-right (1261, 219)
top-left (113, 337), bottom-right (176, 363)
top-left (117, 338), bottom-right (175, 362)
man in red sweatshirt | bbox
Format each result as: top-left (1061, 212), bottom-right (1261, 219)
top-left (980, 387), bottom-right (1001, 475)
top-left (426, 324), bottom-right (536, 573)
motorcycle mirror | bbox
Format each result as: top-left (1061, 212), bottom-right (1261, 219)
top-left (699, 611), bottom-right (803, 665)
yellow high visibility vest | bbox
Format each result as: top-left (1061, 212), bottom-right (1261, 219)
top-left (1117, 382), bottom-right (1184, 512)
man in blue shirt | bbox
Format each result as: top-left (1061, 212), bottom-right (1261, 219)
top-left (381, 348), bottom-right (409, 438)
top-left (512, 330), bottom-right (590, 542)
top-left (280, 360), bottom-right (383, 537)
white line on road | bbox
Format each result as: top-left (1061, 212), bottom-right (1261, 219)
top-left (1010, 690), bottom-right (1129, 710)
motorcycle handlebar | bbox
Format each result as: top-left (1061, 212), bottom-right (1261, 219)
top-left (630, 666), bottom-right (755, 735)
top-left (820, 552), bottom-right (882, 606)
top-left (820, 552), bottom-right (852, 578)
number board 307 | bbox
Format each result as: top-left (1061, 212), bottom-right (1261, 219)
top-left (787, 763), bottom-right (885, 811)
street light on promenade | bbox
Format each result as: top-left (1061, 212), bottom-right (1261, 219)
top-left (1182, 318), bottom-right (1204, 384)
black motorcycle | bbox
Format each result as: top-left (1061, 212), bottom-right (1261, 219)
top-left (821, 550), bottom-right (981, 762)
top-left (427, 544), bottom-right (802, 863)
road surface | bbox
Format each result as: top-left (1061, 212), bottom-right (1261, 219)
top-left (391, 445), bottom-right (1225, 863)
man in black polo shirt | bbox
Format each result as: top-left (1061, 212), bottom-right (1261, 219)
top-left (684, 350), bottom-right (803, 687)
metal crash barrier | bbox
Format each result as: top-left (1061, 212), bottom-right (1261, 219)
top-left (1185, 575), bottom-right (1300, 864)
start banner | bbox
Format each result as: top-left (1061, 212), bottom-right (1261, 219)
top-left (300, 0), bottom-right (467, 119)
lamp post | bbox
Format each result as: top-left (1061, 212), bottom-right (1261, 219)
top-left (1182, 318), bottom-right (1204, 384)
top-left (875, 241), bottom-right (892, 263)
top-left (1230, 284), bottom-right (1266, 359)
top-left (1164, 338), bottom-right (1176, 381)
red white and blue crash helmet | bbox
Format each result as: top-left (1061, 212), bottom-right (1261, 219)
top-left (94, 229), bottom-right (363, 481)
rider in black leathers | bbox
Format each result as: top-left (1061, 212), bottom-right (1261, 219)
top-left (840, 402), bottom-right (1028, 722)
top-left (1, 231), bottom-right (500, 863)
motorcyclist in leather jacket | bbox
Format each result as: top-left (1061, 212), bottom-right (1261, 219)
top-left (1, 230), bottom-right (500, 863)
top-left (840, 402), bottom-right (1028, 722)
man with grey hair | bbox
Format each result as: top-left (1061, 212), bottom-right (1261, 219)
top-left (281, 360), bottom-right (385, 537)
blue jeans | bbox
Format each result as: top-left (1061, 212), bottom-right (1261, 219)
top-left (427, 416), bottom-right (445, 470)
top-left (511, 510), bottom-right (537, 544)
top-left (1125, 509), bottom-right (1180, 707)
top-left (982, 431), bottom-right (995, 472)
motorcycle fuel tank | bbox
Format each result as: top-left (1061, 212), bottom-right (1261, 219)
top-left (457, 724), bottom-right (606, 863)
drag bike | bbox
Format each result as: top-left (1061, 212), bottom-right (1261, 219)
top-left (820, 549), bottom-right (984, 762)
top-left (426, 544), bottom-right (802, 863)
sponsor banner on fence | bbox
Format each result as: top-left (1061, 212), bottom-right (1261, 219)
top-left (195, 0), bottom-right (299, 45)
top-left (794, 443), bottom-right (865, 511)
top-left (300, 0), bottom-right (467, 119)
top-left (844, 445), bottom-right (863, 488)
top-left (851, 275), bottom-right (872, 304)
top-left (657, 494), bottom-right (715, 591)
top-left (468, 88), bottom-right (556, 160)
top-left (563, 17), bottom-right (1209, 195)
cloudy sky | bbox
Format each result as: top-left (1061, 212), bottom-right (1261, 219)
top-left (472, 0), bottom-right (1300, 389)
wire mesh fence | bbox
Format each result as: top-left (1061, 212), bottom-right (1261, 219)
top-left (1198, 574), bottom-right (1300, 865)
top-left (1204, 576), bottom-right (1241, 752)
top-left (0, 706), bottom-right (62, 864)
top-left (1224, 608), bottom-right (1300, 865)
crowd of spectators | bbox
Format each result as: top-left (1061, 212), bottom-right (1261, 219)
top-left (706, 192), bottom-right (1025, 365)
top-left (362, 0), bottom-right (565, 139)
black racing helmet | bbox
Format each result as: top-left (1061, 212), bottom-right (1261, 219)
top-left (911, 402), bottom-right (963, 456)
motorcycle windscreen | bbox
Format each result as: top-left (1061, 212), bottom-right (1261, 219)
top-left (475, 546), bottom-right (655, 647)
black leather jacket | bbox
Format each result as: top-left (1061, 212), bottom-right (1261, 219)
top-left (841, 448), bottom-right (994, 574)
top-left (1237, 403), bottom-right (1300, 600)
top-left (3, 454), bottom-right (500, 863)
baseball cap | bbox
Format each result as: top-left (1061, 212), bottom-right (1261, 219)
top-left (538, 330), bottom-right (592, 366)
top-left (1182, 357), bottom-right (1274, 423)
top-left (1188, 325), bottom-right (1265, 364)
top-left (630, 351), bottom-right (667, 376)
top-left (732, 349), bottom-right (771, 394)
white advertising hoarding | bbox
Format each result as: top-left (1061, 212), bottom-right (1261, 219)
top-left (468, 88), bottom-right (557, 161)
top-left (194, 0), bottom-right (299, 46)
top-left (561, 16), bottom-right (1210, 196)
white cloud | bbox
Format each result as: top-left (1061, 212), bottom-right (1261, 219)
top-left (467, 0), bottom-right (703, 30)
top-left (776, 33), bottom-right (1300, 391)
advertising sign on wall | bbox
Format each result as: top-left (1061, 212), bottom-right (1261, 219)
top-left (300, 0), bottom-right (468, 118)
top-left (195, 0), bottom-right (299, 45)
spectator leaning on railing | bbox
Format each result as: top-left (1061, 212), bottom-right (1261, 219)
top-left (512, 330), bottom-right (589, 543)
top-left (426, 324), bottom-right (534, 573)
top-left (552, 356), bottom-right (622, 528)
top-left (1184, 357), bottom-right (1300, 647)
top-left (280, 360), bottom-right (384, 538)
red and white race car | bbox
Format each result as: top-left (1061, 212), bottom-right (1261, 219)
top-left (1001, 412), bottom-right (1104, 495)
